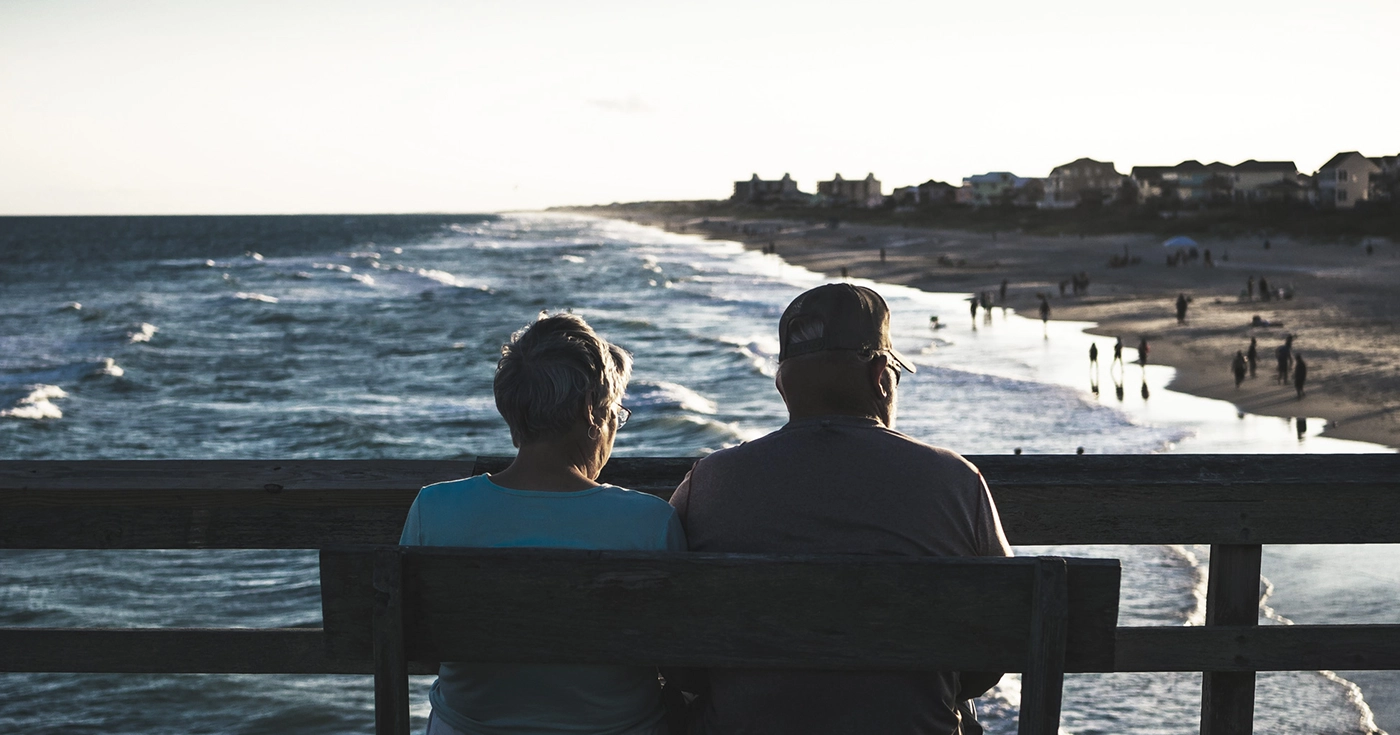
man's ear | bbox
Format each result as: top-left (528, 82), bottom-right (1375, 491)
top-left (868, 353), bottom-right (893, 399)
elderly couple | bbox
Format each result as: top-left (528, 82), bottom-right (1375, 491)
top-left (399, 283), bottom-right (1013, 735)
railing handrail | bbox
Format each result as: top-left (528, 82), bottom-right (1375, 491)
top-left (3, 455), bottom-right (1398, 548)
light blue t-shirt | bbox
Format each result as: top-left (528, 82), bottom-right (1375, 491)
top-left (399, 474), bottom-right (685, 735)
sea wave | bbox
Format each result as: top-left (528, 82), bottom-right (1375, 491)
top-left (626, 380), bottom-right (717, 415)
top-left (0, 384), bottom-right (67, 420)
top-left (232, 292), bottom-right (279, 303)
top-left (128, 323), bottom-right (158, 343)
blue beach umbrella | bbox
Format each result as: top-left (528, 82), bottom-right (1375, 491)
top-left (1162, 236), bottom-right (1198, 248)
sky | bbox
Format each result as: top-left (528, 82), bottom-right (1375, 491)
top-left (1, 0), bottom-right (1397, 215)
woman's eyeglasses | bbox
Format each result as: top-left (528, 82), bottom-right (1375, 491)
top-left (615, 405), bottom-right (632, 427)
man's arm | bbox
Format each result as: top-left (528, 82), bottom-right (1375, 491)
top-left (962, 471), bottom-right (1010, 704)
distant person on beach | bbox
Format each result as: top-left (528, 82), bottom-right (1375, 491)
top-left (1175, 293), bottom-right (1188, 325)
top-left (669, 283), bottom-right (1012, 735)
top-left (970, 297), bottom-right (979, 322)
top-left (1294, 354), bottom-right (1308, 398)
top-left (1000, 279), bottom-right (1008, 303)
top-left (1137, 338), bottom-right (1149, 366)
top-left (399, 313), bottom-right (679, 735)
top-left (1039, 298), bottom-right (1050, 324)
top-left (1247, 337), bottom-right (1258, 377)
top-left (1232, 351), bottom-right (1248, 389)
top-left (1276, 334), bottom-right (1293, 384)
top-left (1260, 277), bottom-right (1271, 302)
top-left (1113, 337), bottom-right (1123, 368)
top-left (1089, 343), bottom-right (1099, 368)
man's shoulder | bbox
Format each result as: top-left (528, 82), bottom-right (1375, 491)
top-left (698, 421), bottom-right (981, 478)
top-left (866, 429), bottom-right (983, 477)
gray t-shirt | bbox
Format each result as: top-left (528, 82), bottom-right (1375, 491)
top-left (670, 415), bottom-right (1012, 735)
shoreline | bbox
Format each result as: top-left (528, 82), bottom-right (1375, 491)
top-left (578, 207), bottom-right (1400, 451)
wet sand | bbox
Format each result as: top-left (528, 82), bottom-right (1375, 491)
top-left (593, 209), bottom-right (1400, 450)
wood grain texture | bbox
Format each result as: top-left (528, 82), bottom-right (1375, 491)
top-left (4, 455), bottom-right (1399, 547)
top-left (1019, 558), bottom-right (1069, 735)
top-left (0, 628), bottom-right (434, 674)
top-left (1201, 544), bottom-right (1264, 735)
top-left (7, 623), bottom-right (1398, 675)
top-left (373, 549), bottom-right (409, 735)
top-left (1113, 625), bottom-right (1400, 671)
top-left (321, 548), bottom-right (1120, 673)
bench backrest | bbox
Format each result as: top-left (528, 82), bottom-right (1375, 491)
top-left (320, 547), bottom-right (1120, 735)
top-left (321, 547), bottom-right (1120, 670)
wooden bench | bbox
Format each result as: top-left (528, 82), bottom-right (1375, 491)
top-left (319, 546), bottom-right (1122, 735)
top-left (5, 455), bottom-right (1400, 735)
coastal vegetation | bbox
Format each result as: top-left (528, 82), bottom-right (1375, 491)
top-left (562, 198), bottom-right (1400, 240)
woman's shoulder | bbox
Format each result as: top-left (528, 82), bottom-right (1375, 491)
top-left (591, 484), bottom-right (676, 516)
top-left (414, 475), bottom-right (491, 503)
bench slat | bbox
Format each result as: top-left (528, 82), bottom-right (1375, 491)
top-left (6, 625), bottom-right (1400, 674)
top-left (320, 548), bottom-right (1120, 673)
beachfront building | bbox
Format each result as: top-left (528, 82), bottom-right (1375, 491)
top-left (1317, 152), bottom-right (1381, 209)
top-left (891, 179), bottom-right (957, 208)
top-left (1230, 160), bottom-right (1304, 204)
top-left (1367, 153), bottom-right (1400, 202)
top-left (732, 173), bottom-right (807, 204)
top-left (816, 173), bottom-right (884, 208)
top-left (918, 179), bottom-right (958, 205)
top-left (1131, 160), bottom-right (1235, 205)
top-left (1042, 158), bottom-right (1126, 208)
top-left (1129, 165), bottom-right (1172, 202)
top-left (958, 172), bottom-right (1042, 207)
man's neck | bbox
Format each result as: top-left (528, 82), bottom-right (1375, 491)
top-left (786, 407), bottom-right (888, 428)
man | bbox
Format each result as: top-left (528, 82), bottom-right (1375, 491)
top-left (670, 283), bottom-right (1012, 735)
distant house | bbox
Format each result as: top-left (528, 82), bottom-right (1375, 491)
top-left (1042, 158), bottom-right (1126, 208)
top-left (918, 179), bottom-right (958, 205)
top-left (890, 186), bottom-right (919, 208)
top-left (732, 173), bottom-right (806, 204)
top-left (1231, 160), bottom-right (1301, 203)
top-left (817, 173), bottom-right (884, 208)
top-left (1129, 166), bottom-right (1173, 201)
top-left (959, 172), bottom-right (1042, 207)
top-left (1317, 152), bottom-right (1381, 209)
top-left (891, 179), bottom-right (957, 208)
top-left (1367, 153), bottom-right (1400, 202)
top-left (1131, 160), bottom-right (1234, 205)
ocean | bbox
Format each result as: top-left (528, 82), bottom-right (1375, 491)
top-left (1, 212), bottom-right (1395, 734)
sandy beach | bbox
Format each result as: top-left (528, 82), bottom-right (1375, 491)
top-left (581, 206), bottom-right (1400, 451)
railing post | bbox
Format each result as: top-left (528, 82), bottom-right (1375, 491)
top-left (373, 547), bottom-right (409, 735)
top-left (1020, 557), bottom-right (1069, 735)
top-left (1200, 543), bottom-right (1262, 735)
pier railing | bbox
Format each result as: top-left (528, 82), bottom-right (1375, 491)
top-left (3, 455), bottom-right (1399, 735)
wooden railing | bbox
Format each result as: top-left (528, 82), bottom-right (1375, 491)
top-left (3, 455), bottom-right (1399, 735)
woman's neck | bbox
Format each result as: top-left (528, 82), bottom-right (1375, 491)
top-left (489, 440), bottom-right (598, 492)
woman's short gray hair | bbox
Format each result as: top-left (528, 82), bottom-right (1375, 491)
top-left (494, 313), bottom-right (632, 444)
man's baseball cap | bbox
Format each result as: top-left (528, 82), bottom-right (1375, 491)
top-left (778, 283), bottom-right (915, 373)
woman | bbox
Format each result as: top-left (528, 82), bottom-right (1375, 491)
top-left (400, 313), bottom-right (684, 735)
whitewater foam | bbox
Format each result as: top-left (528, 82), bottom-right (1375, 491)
top-left (626, 380), bottom-right (718, 415)
top-left (233, 292), bottom-right (279, 303)
top-left (0, 384), bottom-right (67, 420)
top-left (128, 323), bottom-right (158, 343)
